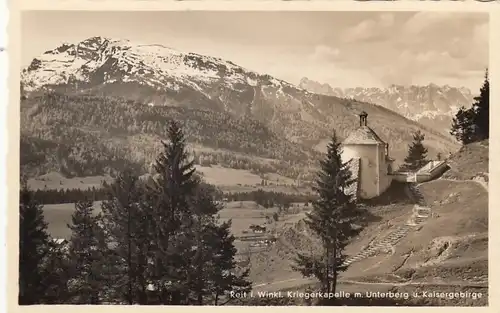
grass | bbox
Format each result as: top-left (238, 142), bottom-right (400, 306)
top-left (195, 165), bottom-right (264, 186)
top-left (442, 140), bottom-right (489, 181)
top-left (28, 166), bottom-right (310, 194)
top-left (28, 172), bottom-right (113, 190)
top-left (42, 200), bottom-right (287, 241)
top-left (340, 179), bottom-right (488, 289)
top-left (218, 201), bottom-right (280, 237)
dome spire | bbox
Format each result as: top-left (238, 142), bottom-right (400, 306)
top-left (359, 111), bottom-right (368, 127)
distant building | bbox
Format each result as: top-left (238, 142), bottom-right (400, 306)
top-left (341, 111), bottom-right (395, 199)
top-left (249, 224), bottom-right (267, 233)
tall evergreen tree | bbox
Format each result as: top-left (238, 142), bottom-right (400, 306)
top-left (146, 120), bottom-right (200, 304)
top-left (207, 220), bottom-right (252, 305)
top-left (473, 68), bottom-right (489, 140)
top-left (450, 68), bottom-right (489, 144)
top-left (39, 242), bottom-right (71, 304)
top-left (142, 121), bottom-right (253, 305)
top-left (67, 200), bottom-right (108, 304)
top-left (19, 184), bottom-right (52, 304)
top-left (101, 170), bottom-right (150, 304)
top-left (402, 130), bottom-right (429, 171)
top-left (450, 106), bottom-right (477, 144)
top-left (186, 183), bottom-right (251, 305)
top-left (292, 131), bottom-right (360, 297)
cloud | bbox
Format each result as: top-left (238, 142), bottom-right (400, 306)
top-left (340, 13), bottom-right (396, 43)
top-left (379, 13), bottom-right (395, 28)
top-left (473, 22), bottom-right (489, 45)
top-left (309, 45), bottom-right (341, 62)
top-left (402, 12), bottom-right (458, 35)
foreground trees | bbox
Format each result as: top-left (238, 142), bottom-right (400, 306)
top-left (18, 120), bottom-right (252, 305)
top-left (19, 182), bottom-right (70, 304)
top-left (100, 170), bottom-right (150, 304)
top-left (67, 200), bottom-right (109, 304)
top-left (292, 131), bottom-right (360, 297)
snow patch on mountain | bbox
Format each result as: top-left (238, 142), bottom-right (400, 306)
top-left (299, 77), bottom-right (475, 134)
top-left (22, 36), bottom-right (297, 96)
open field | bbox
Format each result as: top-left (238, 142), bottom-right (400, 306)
top-left (28, 166), bottom-right (311, 194)
top-left (42, 200), bottom-right (306, 242)
top-left (195, 166), bottom-right (264, 186)
top-left (42, 201), bottom-right (103, 239)
top-left (28, 172), bottom-right (113, 191)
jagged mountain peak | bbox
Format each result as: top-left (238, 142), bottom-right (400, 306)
top-left (299, 77), bottom-right (475, 135)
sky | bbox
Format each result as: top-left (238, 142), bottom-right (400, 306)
top-left (21, 11), bottom-right (489, 91)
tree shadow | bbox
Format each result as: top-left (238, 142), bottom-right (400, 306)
top-left (352, 181), bottom-right (417, 227)
top-left (355, 205), bottom-right (383, 226)
top-left (359, 181), bottom-right (414, 207)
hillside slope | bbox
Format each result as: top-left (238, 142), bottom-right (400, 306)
top-left (330, 141), bottom-right (487, 287)
top-left (249, 140), bottom-right (488, 305)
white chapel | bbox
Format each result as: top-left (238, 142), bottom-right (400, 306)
top-left (342, 111), bottom-right (395, 199)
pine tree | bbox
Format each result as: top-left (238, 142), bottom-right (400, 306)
top-left (206, 220), bottom-right (252, 305)
top-left (450, 106), bottom-right (478, 144)
top-left (186, 183), bottom-right (251, 305)
top-left (19, 184), bottom-right (52, 304)
top-left (292, 131), bottom-right (360, 297)
top-left (450, 68), bottom-right (489, 144)
top-left (473, 69), bottom-right (489, 140)
top-left (146, 120), bottom-right (200, 304)
top-left (39, 242), bottom-right (71, 304)
top-left (100, 170), bottom-right (150, 304)
top-left (142, 121), bottom-right (253, 305)
top-left (402, 130), bottom-right (429, 171)
top-left (67, 200), bottom-right (108, 304)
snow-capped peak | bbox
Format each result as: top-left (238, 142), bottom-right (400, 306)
top-left (298, 77), bottom-right (476, 135)
top-left (22, 36), bottom-right (297, 94)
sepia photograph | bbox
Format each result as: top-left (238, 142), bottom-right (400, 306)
top-left (18, 10), bottom-right (489, 306)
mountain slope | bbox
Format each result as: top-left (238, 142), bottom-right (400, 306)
top-left (299, 77), bottom-right (475, 135)
top-left (21, 36), bottom-right (460, 179)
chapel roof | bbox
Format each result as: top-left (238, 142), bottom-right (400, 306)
top-left (343, 126), bottom-right (386, 145)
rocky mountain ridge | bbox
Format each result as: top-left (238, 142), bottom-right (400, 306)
top-left (299, 77), bottom-right (476, 134)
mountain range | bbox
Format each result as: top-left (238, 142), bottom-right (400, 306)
top-left (299, 77), bottom-right (476, 135)
top-left (20, 36), bottom-right (460, 180)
